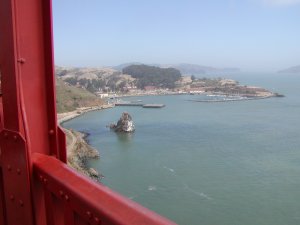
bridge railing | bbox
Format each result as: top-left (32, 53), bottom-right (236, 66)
top-left (32, 153), bottom-right (176, 225)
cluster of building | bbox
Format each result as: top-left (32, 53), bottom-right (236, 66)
top-left (91, 77), bottom-right (273, 99)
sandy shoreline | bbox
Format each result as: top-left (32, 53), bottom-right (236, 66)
top-left (58, 104), bottom-right (114, 124)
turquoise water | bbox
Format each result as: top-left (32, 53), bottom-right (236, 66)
top-left (63, 73), bottom-right (300, 225)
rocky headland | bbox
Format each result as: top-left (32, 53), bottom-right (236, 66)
top-left (58, 105), bottom-right (115, 181)
top-left (64, 128), bottom-right (102, 181)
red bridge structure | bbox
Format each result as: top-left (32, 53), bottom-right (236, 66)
top-left (0, 0), bottom-right (177, 224)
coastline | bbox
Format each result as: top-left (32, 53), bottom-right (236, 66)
top-left (58, 104), bottom-right (114, 124)
top-left (104, 87), bottom-right (277, 99)
top-left (188, 95), bottom-right (273, 103)
top-left (64, 128), bottom-right (102, 180)
top-left (58, 91), bottom-right (279, 181)
top-left (58, 104), bottom-right (114, 181)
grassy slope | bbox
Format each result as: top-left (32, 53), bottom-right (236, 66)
top-left (56, 79), bottom-right (104, 113)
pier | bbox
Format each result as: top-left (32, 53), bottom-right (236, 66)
top-left (115, 102), bottom-right (165, 108)
top-left (115, 103), bottom-right (144, 106)
top-left (143, 104), bottom-right (165, 108)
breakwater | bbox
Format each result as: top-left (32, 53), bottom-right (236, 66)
top-left (188, 96), bottom-right (272, 103)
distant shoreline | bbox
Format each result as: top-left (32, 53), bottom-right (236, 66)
top-left (187, 95), bottom-right (273, 103)
top-left (103, 86), bottom-right (278, 100)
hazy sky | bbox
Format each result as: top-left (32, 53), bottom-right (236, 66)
top-left (53, 0), bottom-right (300, 72)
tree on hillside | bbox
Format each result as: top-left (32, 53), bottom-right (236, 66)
top-left (64, 77), bottom-right (77, 86)
top-left (122, 65), bottom-right (181, 89)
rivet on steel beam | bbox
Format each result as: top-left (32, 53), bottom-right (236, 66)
top-left (19, 200), bottom-right (24, 207)
top-left (7, 165), bottom-right (12, 171)
top-left (64, 195), bottom-right (70, 201)
top-left (10, 195), bottom-right (15, 201)
top-left (86, 211), bottom-right (92, 219)
top-left (49, 129), bottom-right (54, 135)
top-left (59, 190), bottom-right (64, 197)
top-left (13, 135), bottom-right (17, 141)
top-left (39, 175), bottom-right (43, 181)
top-left (17, 169), bottom-right (21, 175)
top-left (4, 132), bottom-right (8, 139)
top-left (94, 217), bottom-right (100, 224)
top-left (43, 178), bottom-right (48, 184)
top-left (17, 58), bottom-right (26, 64)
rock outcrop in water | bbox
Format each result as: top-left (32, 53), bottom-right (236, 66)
top-left (110, 112), bottom-right (135, 132)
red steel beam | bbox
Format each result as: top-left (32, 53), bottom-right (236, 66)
top-left (33, 153), bottom-right (177, 225)
top-left (0, 0), bottom-right (178, 224)
top-left (0, 0), bottom-right (64, 159)
top-left (0, 0), bottom-right (67, 224)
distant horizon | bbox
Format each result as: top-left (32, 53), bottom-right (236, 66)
top-left (57, 62), bottom-right (241, 69)
top-left (53, 0), bottom-right (300, 73)
top-left (55, 61), bottom-right (299, 74)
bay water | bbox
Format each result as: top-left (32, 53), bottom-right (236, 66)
top-left (63, 73), bottom-right (300, 225)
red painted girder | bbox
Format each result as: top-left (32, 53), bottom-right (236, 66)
top-left (0, 165), bottom-right (7, 225)
top-left (0, 130), bottom-right (35, 225)
top-left (0, 0), bottom-right (64, 159)
top-left (32, 153), bottom-right (177, 225)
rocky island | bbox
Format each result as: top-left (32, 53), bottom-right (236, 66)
top-left (109, 112), bottom-right (135, 133)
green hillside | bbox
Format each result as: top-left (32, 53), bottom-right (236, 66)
top-left (56, 79), bottom-right (104, 113)
top-left (122, 64), bottom-right (181, 89)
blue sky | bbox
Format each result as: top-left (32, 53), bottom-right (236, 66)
top-left (53, 0), bottom-right (300, 72)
